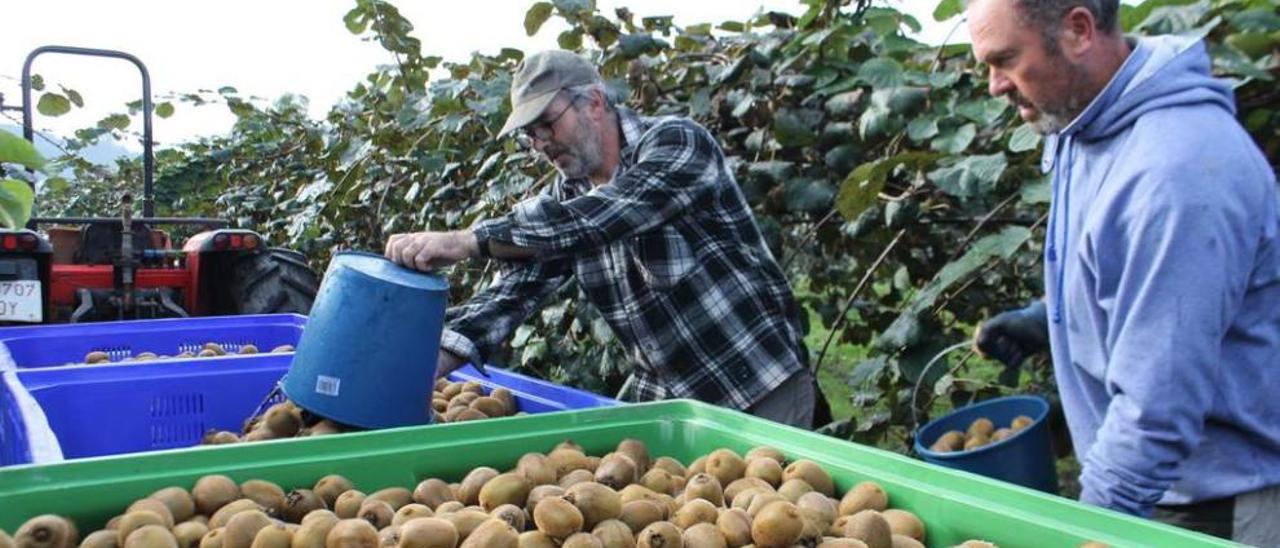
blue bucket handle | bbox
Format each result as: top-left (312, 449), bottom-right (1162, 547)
top-left (910, 341), bottom-right (974, 434)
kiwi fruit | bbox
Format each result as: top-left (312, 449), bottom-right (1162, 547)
top-left (122, 526), bottom-right (177, 548)
top-left (963, 434), bottom-right (990, 451)
top-left (593, 454), bottom-right (639, 490)
top-left (210, 500), bottom-right (264, 529)
top-left (308, 421), bottom-right (344, 436)
top-left (678, 523), bottom-right (724, 548)
top-left (431, 503), bottom-right (464, 515)
top-left (79, 530), bottom-right (119, 548)
top-left (375, 526), bottom-right (399, 548)
top-left (198, 529), bottom-right (224, 548)
top-left (516, 530), bottom-right (558, 548)
top-left (559, 470), bottom-right (597, 490)
top-left (301, 512), bottom-right (337, 526)
top-left (515, 454), bottom-right (556, 486)
top-left (796, 491), bottom-right (837, 531)
top-left (271, 345), bottom-right (295, 354)
top-left (395, 518), bottom-right (456, 548)
top-left (617, 501), bottom-right (664, 535)
top-left (1078, 542), bottom-right (1109, 548)
top-left (223, 511), bottom-right (273, 548)
top-left (967, 418), bottom-right (995, 439)
top-left (637, 469), bottom-right (676, 496)
top-left (890, 534), bottom-right (924, 548)
top-left (650, 458), bottom-right (686, 478)
top-left (929, 431), bottom-right (965, 453)
top-left (262, 405), bottom-right (302, 438)
top-left (990, 428), bottom-right (1014, 442)
top-left (745, 492), bottom-right (787, 520)
top-left (548, 448), bottom-right (591, 478)
top-left (956, 541), bottom-right (997, 548)
top-left (561, 532), bottom-right (604, 548)
top-left (881, 510), bottom-right (924, 542)
top-left (314, 477), bottom-right (355, 509)
top-left (713, 508), bottom-right (751, 547)
top-left (532, 496), bottom-right (584, 539)
top-left (775, 478), bottom-right (813, 503)
top-left (825, 539), bottom-right (872, 547)
top-left (440, 510), bottom-right (489, 542)
top-left (479, 473), bottom-right (533, 512)
top-left (782, 460), bottom-right (834, 497)
top-left (722, 478), bottom-right (772, 507)
top-left (524, 485), bottom-right (566, 516)
top-left (194, 476), bottom-right (242, 516)
top-left (468, 397), bottom-right (507, 418)
top-left (487, 504), bottom-right (525, 531)
top-left (282, 490), bottom-right (327, 524)
top-left (411, 480), bottom-right (455, 510)
top-left (198, 349), bottom-right (219, 358)
top-left (842, 510), bottom-right (892, 548)
top-left (367, 489), bottom-right (413, 511)
top-left (240, 481), bottom-right (288, 515)
top-left (681, 474), bottom-right (724, 507)
top-left (459, 381), bottom-right (484, 396)
top-left (1011, 415), bottom-right (1034, 431)
top-left (334, 492), bottom-right (368, 519)
top-left (248, 524), bottom-right (291, 548)
top-left (204, 432), bottom-right (242, 445)
top-left (564, 482), bottom-right (622, 529)
top-left (635, 521), bottom-right (681, 548)
top-left (615, 440), bottom-right (650, 474)
top-left (390, 505), bottom-right (433, 528)
top-left (672, 499), bottom-right (717, 530)
top-left (356, 500), bottom-right (395, 530)
top-left (590, 520), bottom-right (635, 548)
top-left (126, 500), bottom-right (175, 528)
top-left (151, 488), bottom-right (198, 523)
top-left (703, 449), bottom-right (746, 487)
top-left (490, 388), bottom-right (517, 416)
top-left (174, 523), bottom-right (211, 548)
top-left (457, 467), bottom-right (499, 507)
top-left (448, 392), bottom-right (480, 409)
top-left (839, 482), bottom-right (889, 516)
top-left (290, 513), bottom-right (338, 548)
top-left (324, 520), bottom-right (377, 548)
top-left (743, 458), bottom-right (783, 487)
top-left (116, 512), bottom-right (169, 547)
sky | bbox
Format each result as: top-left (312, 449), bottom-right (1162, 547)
top-left (0, 1), bottom-right (968, 153)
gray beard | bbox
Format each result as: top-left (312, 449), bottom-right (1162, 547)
top-left (554, 116), bottom-right (605, 180)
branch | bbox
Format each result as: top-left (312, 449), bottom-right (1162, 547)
top-left (814, 228), bottom-right (907, 377)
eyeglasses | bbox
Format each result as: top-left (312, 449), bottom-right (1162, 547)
top-left (514, 94), bottom-right (582, 149)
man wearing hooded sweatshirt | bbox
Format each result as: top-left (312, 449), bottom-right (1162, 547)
top-left (966, 0), bottom-right (1280, 542)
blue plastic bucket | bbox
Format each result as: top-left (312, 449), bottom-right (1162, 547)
top-left (283, 252), bottom-right (448, 429)
top-left (914, 395), bottom-right (1057, 494)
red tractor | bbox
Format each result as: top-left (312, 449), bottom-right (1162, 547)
top-left (0, 46), bottom-right (316, 324)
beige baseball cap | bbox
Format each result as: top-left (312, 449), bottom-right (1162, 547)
top-left (498, 50), bottom-right (601, 137)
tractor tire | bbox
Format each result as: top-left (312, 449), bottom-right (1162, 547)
top-left (228, 248), bottom-right (319, 315)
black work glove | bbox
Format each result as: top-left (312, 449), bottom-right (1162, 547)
top-left (974, 301), bottom-right (1050, 368)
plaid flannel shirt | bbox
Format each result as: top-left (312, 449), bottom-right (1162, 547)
top-left (440, 107), bottom-right (808, 410)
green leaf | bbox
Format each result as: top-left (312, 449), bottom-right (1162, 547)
top-left (772, 108), bottom-right (820, 147)
top-left (1007, 123), bottom-right (1042, 153)
top-left (97, 113), bottom-right (131, 131)
top-left (956, 97), bottom-right (1009, 125)
top-left (1020, 173), bottom-right (1052, 204)
top-left (933, 0), bottom-right (963, 21)
top-left (343, 7), bottom-right (369, 34)
top-left (558, 29), bottom-right (583, 50)
top-left (155, 102), bottom-right (175, 118)
top-left (524, 2), bottom-right (554, 36)
top-left (0, 179), bottom-right (35, 229)
top-left (1229, 8), bottom-right (1280, 33)
top-left (785, 179), bottom-right (835, 214)
top-left (0, 130), bottom-right (46, 172)
top-left (928, 152), bottom-right (1009, 198)
top-left (857, 58), bottom-right (905, 88)
top-left (218, 86), bottom-right (238, 95)
top-left (836, 152), bottom-right (938, 220)
top-left (512, 324), bottom-right (535, 348)
top-left (65, 89), bottom-right (84, 108)
top-left (907, 116), bottom-right (939, 142)
top-left (930, 122), bottom-right (976, 154)
top-left (849, 356), bottom-right (889, 386)
top-left (37, 93), bottom-right (71, 116)
top-left (30, 74), bottom-right (44, 92)
top-left (521, 339), bottom-right (549, 366)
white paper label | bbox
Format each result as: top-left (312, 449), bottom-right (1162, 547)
top-left (315, 375), bottom-right (341, 396)
top-left (0, 281), bottom-right (41, 323)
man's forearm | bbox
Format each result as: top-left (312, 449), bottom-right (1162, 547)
top-left (469, 230), bottom-right (537, 261)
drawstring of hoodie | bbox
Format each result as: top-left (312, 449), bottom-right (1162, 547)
top-left (1047, 135), bottom-right (1075, 324)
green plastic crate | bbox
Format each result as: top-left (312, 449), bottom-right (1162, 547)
top-left (0, 400), bottom-right (1234, 547)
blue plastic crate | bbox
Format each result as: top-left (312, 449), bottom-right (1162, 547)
top-left (1, 356), bottom-right (617, 466)
top-left (0, 314), bottom-right (307, 370)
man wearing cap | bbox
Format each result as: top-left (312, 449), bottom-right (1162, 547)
top-left (384, 50), bottom-right (826, 428)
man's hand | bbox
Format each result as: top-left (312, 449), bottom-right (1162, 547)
top-left (384, 231), bottom-right (478, 271)
top-left (435, 349), bottom-right (466, 380)
top-left (974, 301), bottom-right (1050, 368)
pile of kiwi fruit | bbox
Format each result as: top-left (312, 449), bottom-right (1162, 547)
top-left (201, 381), bottom-right (521, 445)
top-left (79, 344), bottom-right (295, 365)
top-left (928, 415), bottom-right (1035, 453)
top-left (0, 438), bottom-right (1107, 548)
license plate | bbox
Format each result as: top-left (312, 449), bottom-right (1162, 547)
top-left (0, 280), bottom-right (42, 322)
